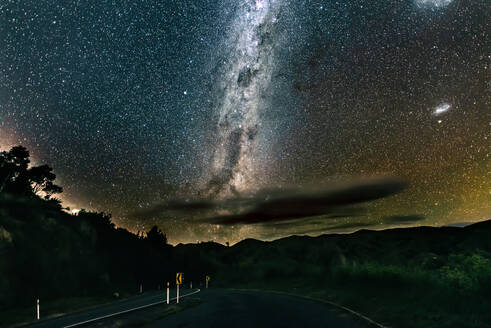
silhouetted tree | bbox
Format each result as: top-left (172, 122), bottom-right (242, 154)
top-left (146, 225), bottom-right (168, 248)
top-left (78, 210), bottom-right (115, 231)
top-left (0, 146), bottom-right (31, 194)
top-left (0, 146), bottom-right (62, 198)
top-left (28, 164), bottom-right (63, 199)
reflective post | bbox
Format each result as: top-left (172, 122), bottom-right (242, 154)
top-left (166, 282), bottom-right (169, 304)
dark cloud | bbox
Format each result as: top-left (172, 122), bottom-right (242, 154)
top-left (131, 199), bottom-right (215, 219)
top-left (237, 67), bottom-right (258, 87)
top-left (444, 222), bottom-right (476, 228)
top-left (257, 207), bottom-right (366, 229)
top-left (202, 177), bottom-right (407, 225)
top-left (382, 215), bottom-right (425, 224)
top-left (130, 177), bottom-right (406, 223)
top-left (295, 222), bottom-right (376, 235)
top-left (328, 221), bottom-right (375, 230)
top-left (265, 214), bottom-right (425, 236)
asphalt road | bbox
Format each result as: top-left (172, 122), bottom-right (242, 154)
top-left (24, 289), bottom-right (377, 328)
top-left (24, 288), bottom-right (197, 328)
top-left (145, 289), bottom-right (375, 328)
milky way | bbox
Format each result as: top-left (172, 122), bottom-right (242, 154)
top-left (0, 0), bottom-right (489, 244)
top-left (205, 0), bottom-right (284, 197)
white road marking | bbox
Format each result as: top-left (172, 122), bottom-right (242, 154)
top-left (63, 289), bottom-right (201, 328)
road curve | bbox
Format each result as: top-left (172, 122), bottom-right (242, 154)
top-left (24, 288), bottom-right (199, 328)
top-left (144, 289), bottom-right (377, 328)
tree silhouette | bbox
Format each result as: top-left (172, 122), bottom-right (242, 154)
top-left (0, 146), bottom-right (31, 194)
top-left (146, 225), bottom-right (168, 248)
top-left (0, 146), bottom-right (62, 198)
top-left (29, 164), bottom-right (63, 199)
top-left (78, 210), bottom-right (115, 230)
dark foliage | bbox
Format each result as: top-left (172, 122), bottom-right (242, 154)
top-left (0, 146), bottom-right (62, 198)
top-left (0, 146), bottom-right (176, 316)
top-left (146, 225), bottom-right (168, 249)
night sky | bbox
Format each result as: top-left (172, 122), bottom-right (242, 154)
top-left (0, 0), bottom-right (489, 244)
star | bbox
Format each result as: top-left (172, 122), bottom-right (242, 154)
top-left (0, 0), bottom-right (487, 244)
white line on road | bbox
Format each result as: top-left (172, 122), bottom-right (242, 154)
top-left (63, 289), bottom-right (201, 328)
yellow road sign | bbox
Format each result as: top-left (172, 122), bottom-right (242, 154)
top-left (176, 272), bottom-right (183, 285)
top-left (206, 275), bottom-right (210, 282)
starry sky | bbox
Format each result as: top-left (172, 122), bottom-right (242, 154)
top-left (0, 0), bottom-right (489, 244)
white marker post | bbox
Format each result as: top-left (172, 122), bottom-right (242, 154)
top-left (176, 283), bottom-right (180, 304)
top-left (190, 281), bottom-right (192, 289)
top-left (36, 299), bottom-right (40, 320)
top-left (166, 282), bottom-right (169, 304)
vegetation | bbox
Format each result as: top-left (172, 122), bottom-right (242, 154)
top-left (201, 224), bottom-right (491, 328)
top-left (0, 146), bottom-right (177, 326)
top-left (1, 145), bottom-right (490, 327)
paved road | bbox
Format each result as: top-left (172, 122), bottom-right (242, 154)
top-left (24, 288), bottom-right (198, 328)
top-left (145, 289), bottom-right (375, 328)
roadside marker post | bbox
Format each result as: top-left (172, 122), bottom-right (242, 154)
top-left (166, 282), bottom-right (169, 304)
top-left (190, 281), bottom-right (192, 289)
top-left (176, 272), bottom-right (183, 304)
top-left (206, 275), bottom-right (210, 289)
top-left (36, 299), bottom-right (40, 320)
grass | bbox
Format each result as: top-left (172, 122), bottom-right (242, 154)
top-left (213, 251), bottom-right (491, 328)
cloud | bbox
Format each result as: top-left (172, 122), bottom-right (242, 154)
top-left (131, 199), bottom-right (216, 219)
top-left (294, 222), bottom-right (376, 235)
top-left (130, 177), bottom-right (408, 226)
top-left (382, 215), bottom-right (425, 224)
top-left (444, 222), bottom-right (476, 228)
top-left (201, 177), bottom-right (407, 225)
top-left (260, 207), bottom-right (367, 228)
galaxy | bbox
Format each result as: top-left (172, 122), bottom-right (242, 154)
top-left (432, 103), bottom-right (451, 116)
top-left (0, 0), bottom-right (489, 244)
